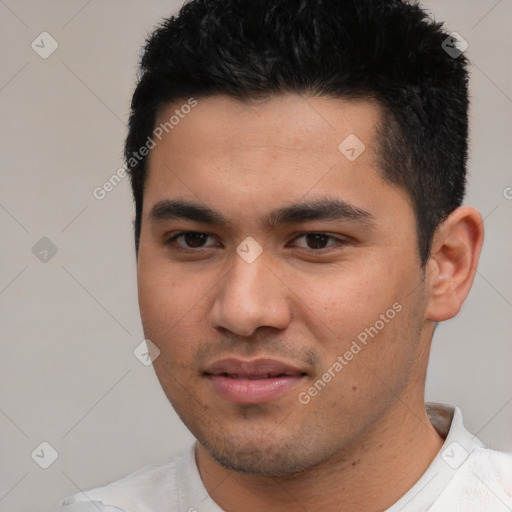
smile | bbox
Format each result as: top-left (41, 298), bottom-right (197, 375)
top-left (204, 358), bottom-right (307, 404)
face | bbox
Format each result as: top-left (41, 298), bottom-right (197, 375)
top-left (137, 94), bottom-right (431, 475)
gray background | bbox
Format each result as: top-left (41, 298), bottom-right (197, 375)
top-left (0, 1), bottom-right (510, 511)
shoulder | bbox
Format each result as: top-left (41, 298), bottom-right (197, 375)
top-left (440, 404), bottom-right (512, 507)
top-left (59, 451), bottom-right (185, 512)
top-left (391, 403), bottom-right (512, 512)
top-left (435, 446), bottom-right (512, 510)
top-left (461, 446), bottom-right (512, 491)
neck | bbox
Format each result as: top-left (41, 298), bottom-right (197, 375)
top-left (196, 399), bottom-right (444, 512)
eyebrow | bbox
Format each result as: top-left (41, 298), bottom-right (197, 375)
top-left (150, 199), bottom-right (229, 226)
top-left (149, 198), bottom-right (375, 229)
top-left (265, 198), bottom-right (375, 229)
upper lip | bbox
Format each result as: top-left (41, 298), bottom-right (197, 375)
top-left (204, 358), bottom-right (307, 378)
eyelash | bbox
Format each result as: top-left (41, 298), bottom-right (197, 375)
top-left (165, 231), bottom-right (348, 252)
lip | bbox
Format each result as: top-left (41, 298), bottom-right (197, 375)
top-left (204, 358), bottom-right (307, 404)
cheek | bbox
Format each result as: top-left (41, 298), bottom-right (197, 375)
top-left (302, 260), bottom-right (421, 373)
top-left (330, 285), bottom-right (423, 394)
top-left (293, 264), bottom-right (395, 339)
top-left (137, 256), bottom-right (200, 348)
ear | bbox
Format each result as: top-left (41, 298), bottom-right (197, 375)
top-left (425, 207), bottom-right (484, 322)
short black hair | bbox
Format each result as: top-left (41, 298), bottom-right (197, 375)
top-left (125, 0), bottom-right (470, 265)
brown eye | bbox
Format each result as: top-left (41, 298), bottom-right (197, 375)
top-left (293, 233), bottom-right (343, 250)
top-left (168, 232), bottom-right (218, 249)
top-left (182, 232), bottom-right (209, 248)
top-left (305, 233), bottom-right (331, 249)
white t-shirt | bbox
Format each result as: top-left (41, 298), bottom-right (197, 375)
top-left (60, 403), bottom-right (512, 511)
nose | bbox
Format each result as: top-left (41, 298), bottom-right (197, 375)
top-left (209, 252), bottom-right (292, 337)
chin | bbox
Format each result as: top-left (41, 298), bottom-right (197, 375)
top-left (196, 427), bottom-right (329, 476)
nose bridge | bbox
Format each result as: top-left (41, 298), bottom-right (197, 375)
top-left (210, 250), bottom-right (291, 336)
top-left (230, 252), bottom-right (269, 301)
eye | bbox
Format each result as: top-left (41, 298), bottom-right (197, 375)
top-left (291, 232), bottom-right (345, 250)
top-left (167, 231), bottom-right (219, 249)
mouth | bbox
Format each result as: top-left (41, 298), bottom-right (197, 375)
top-left (203, 358), bottom-right (308, 405)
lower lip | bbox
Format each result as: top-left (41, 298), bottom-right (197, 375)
top-left (206, 374), bottom-right (304, 404)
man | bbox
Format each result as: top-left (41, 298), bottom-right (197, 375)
top-left (61, 0), bottom-right (512, 510)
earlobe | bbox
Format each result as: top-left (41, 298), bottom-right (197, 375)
top-left (425, 207), bottom-right (484, 322)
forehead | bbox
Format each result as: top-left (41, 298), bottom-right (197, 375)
top-left (144, 93), bottom-right (411, 228)
top-left (152, 93), bottom-right (382, 163)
